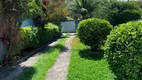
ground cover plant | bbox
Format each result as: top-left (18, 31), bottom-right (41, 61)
top-left (19, 35), bottom-right (69, 80)
top-left (67, 37), bottom-right (116, 80)
top-left (105, 21), bottom-right (142, 80)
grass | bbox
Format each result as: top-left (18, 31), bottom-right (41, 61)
top-left (64, 33), bottom-right (70, 38)
top-left (67, 37), bottom-right (116, 80)
top-left (19, 36), bottom-right (68, 80)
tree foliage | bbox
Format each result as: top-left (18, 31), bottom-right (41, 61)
top-left (0, 0), bottom-right (29, 65)
top-left (42, 0), bottom-right (68, 22)
top-left (94, 0), bottom-right (142, 26)
top-left (70, 0), bottom-right (98, 19)
top-left (23, 0), bottom-right (42, 19)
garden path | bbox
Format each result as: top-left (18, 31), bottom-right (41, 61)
top-left (45, 33), bottom-right (74, 80)
top-left (0, 39), bottom-right (59, 80)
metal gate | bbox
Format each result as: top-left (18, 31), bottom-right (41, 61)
top-left (61, 20), bottom-right (80, 33)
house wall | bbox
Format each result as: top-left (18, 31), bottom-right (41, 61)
top-left (21, 19), bottom-right (35, 27)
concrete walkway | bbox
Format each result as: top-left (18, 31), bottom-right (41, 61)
top-left (0, 40), bottom-right (59, 80)
top-left (45, 34), bottom-right (74, 80)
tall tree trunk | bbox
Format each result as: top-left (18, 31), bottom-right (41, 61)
top-left (0, 0), bottom-right (3, 16)
top-left (0, 0), bottom-right (3, 35)
top-left (0, 0), bottom-right (3, 21)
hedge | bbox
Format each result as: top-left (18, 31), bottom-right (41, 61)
top-left (105, 21), bottom-right (142, 80)
top-left (0, 23), bottom-right (61, 65)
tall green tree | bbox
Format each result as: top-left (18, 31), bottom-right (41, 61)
top-left (70, 0), bottom-right (98, 19)
top-left (42, 0), bottom-right (68, 22)
top-left (0, 0), bottom-right (30, 38)
top-left (24, 0), bottom-right (42, 19)
top-left (94, 0), bottom-right (142, 26)
top-left (0, 0), bottom-right (29, 29)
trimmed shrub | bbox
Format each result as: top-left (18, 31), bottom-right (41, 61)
top-left (105, 21), bottom-right (142, 80)
top-left (20, 27), bottom-right (37, 49)
top-left (20, 23), bottom-right (61, 50)
top-left (77, 18), bottom-right (112, 50)
top-left (44, 23), bottom-right (61, 40)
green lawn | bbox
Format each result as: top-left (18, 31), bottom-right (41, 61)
top-left (67, 37), bottom-right (116, 80)
top-left (19, 37), bottom-right (68, 80)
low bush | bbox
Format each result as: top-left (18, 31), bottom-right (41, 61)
top-left (0, 23), bottom-right (61, 65)
top-left (105, 21), bottom-right (142, 80)
top-left (44, 23), bottom-right (61, 40)
top-left (77, 18), bottom-right (112, 50)
top-left (20, 23), bottom-right (61, 50)
top-left (20, 26), bottom-right (37, 49)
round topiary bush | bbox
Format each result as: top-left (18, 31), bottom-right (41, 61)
top-left (105, 21), bottom-right (142, 80)
top-left (77, 18), bottom-right (112, 50)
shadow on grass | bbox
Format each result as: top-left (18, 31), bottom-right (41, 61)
top-left (78, 49), bottom-right (119, 80)
top-left (19, 67), bottom-right (37, 80)
top-left (79, 49), bottom-right (104, 60)
top-left (108, 63), bottom-right (132, 80)
top-left (108, 66), bottom-right (121, 80)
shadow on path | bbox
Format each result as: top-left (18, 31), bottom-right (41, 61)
top-left (0, 39), bottom-right (61, 80)
top-left (0, 65), bottom-right (36, 80)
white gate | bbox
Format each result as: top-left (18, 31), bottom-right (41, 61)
top-left (61, 21), bottom-right (76, 33)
